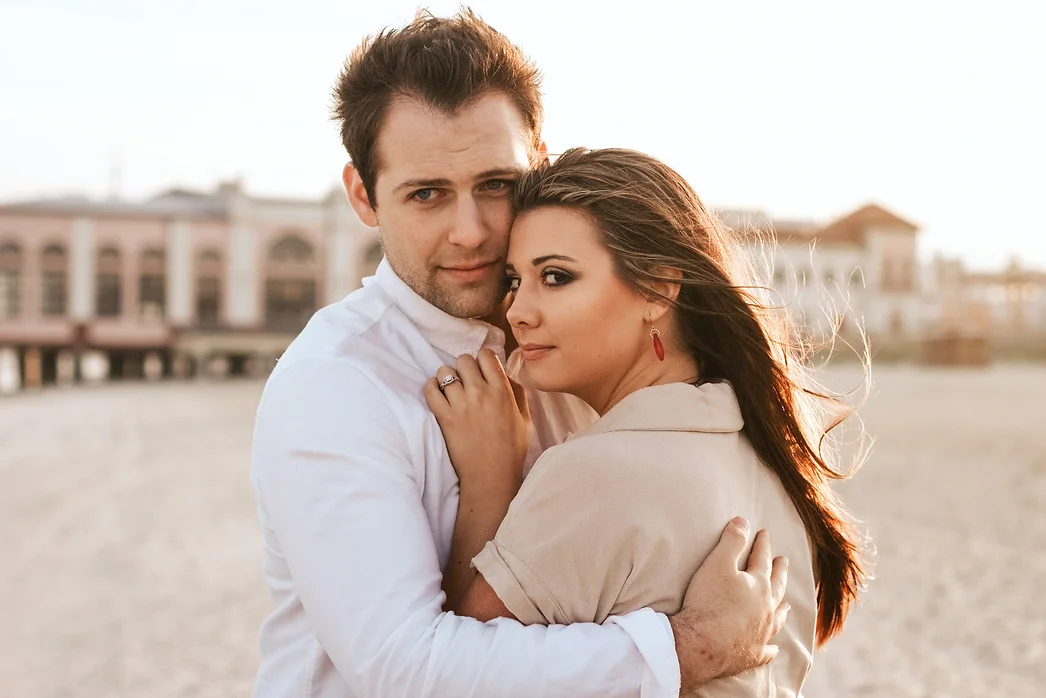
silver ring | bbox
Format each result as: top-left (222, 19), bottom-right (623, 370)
top-left (437, 374), bottom-right (461, 394)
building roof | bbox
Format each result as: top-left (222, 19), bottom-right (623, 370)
top-left (719, 203), bottom-right (919, 248)
top-left (814, 204), bottom-right (919, 246)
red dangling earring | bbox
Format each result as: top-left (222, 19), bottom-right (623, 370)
top-left (650, 325), bottom-right (665, 361)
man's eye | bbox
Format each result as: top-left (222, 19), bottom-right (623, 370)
top-left (412, 188), bottom-right (436, 201)
top-left (482, 179), bottom-right (512, 192)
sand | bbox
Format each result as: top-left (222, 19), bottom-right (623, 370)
top-left (1, 366), bottom-right (1044, 697)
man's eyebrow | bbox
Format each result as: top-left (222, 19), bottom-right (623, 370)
top-left (532, 254), bottom-right (578, 266)
top-left (393, 178), bottom-right (451, 193)
top-left (476, 167), bottom-right (525, 180)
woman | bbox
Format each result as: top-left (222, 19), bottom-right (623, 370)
top-left (425, 148), bottom-right (867, 696)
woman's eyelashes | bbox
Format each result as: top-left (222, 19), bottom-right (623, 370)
top-left (505, 268), bottom-right (575, 292)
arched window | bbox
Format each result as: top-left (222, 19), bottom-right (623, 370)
top-left (139, 247), bottom-right (166, 320)
top-left (265, 234), bottom-right (318, 332)
top-left (41, 244), bottom-right (68, 316)
top-left (0, 241), bottom-right (22, 318)
top-left (196, 248), bottom-right (223, 328)
top-left (96, 246), bottom-right (123, 317)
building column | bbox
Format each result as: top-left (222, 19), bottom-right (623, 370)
top-left (0, 347), bottom-right (20, 395)
top-left (325, 188), bottom-right (361, 303)
top-left (79, 350), bottom-right (110, 384)
top-left (226, 224), bottom-right (258, 327)
top-left (166, 220), bottom-right (193, 326)
top-left (70, 217), bottom-right (96, 321)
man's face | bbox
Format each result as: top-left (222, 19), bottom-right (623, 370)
top-left (347, 92), bottom-right (536, 319)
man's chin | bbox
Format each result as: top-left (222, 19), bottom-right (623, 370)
top-left (427, 280), bottom-right (505, 320)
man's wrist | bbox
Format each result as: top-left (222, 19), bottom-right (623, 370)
top-left (670, 613), bottom-right (717, 692)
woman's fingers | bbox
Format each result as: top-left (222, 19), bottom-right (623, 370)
top-left (476, 348), bottom-right (509, 388)
top-left (424, 376), bottom-right (448, 414)
top-left (435, 365), bottom-right (464, 400)
top-left (454, 353), bottom-right (485, 387)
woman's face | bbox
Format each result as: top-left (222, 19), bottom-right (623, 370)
top-left (505, 206), bottom-right (653, 403)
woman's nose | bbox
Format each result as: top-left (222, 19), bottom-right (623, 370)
top-left (505, 283), bottom-right (538, 328)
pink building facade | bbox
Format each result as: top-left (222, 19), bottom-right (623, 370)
top-left (0, 181), bottom-right (379, 393)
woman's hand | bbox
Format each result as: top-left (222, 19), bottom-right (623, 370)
top-left (424, 348), bottom-right (531, 495)
top-left (424, 348), bottom-right (532, 609)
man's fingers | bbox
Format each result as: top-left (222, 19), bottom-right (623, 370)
top-left (754, 644), bottom-right (779, 669)
top-left (706, 517), bottom-right (751, 571)
top-left (770, 555), bottom-right (788, 606)
top-left (770, 601), bottom-right (790, 638)
top-left (745, 529), bottom-right (772, 578)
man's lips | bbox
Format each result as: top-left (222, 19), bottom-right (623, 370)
top-left (519, 343), bottom-right (555, 360)
top-left (440, 261), bottom-right (498, 281)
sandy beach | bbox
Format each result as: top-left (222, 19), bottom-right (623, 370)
top-left (1, 365), bottom-right (1044, 697)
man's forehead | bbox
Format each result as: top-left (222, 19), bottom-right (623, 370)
top-left (376, 93), bottom-right (533, 186)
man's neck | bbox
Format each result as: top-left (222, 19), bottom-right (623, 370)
top-left (478, 296), bottom-right (518, 354)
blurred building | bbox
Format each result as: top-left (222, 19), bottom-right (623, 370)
top-left (724, 203), bottom-right (927, 341)
top-left (928, 256), bottom-right (1046, 339)
top-left (0, 181), bottom-right (379, 393)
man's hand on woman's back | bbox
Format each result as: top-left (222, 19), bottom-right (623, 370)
top-left (671, 517), bottom-right (790, 692)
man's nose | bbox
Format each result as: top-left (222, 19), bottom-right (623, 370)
top-left (446, 196), bottom-right (488, 250)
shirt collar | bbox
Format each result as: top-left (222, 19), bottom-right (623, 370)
top-left (569, 381), bottom-right (744, 441)
top-left (368, 258), bottom-right (507, 358)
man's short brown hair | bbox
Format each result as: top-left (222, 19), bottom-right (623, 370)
top-left (332, 8), bottom-right (544, 206)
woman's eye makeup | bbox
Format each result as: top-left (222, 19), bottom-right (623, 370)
top-left (506, 275), bottom-right (521, 292)
top-left (541, 268), bottom-right (574, 286)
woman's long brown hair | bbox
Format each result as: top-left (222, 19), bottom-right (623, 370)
top-left (513, 147), bottom-right (868, 645)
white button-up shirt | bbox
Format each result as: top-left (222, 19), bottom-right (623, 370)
top-left (250, 259), bottom-right (680, 698)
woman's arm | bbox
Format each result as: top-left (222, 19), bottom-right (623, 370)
top-left (455, 573), bottom-right (517, 621)
top-left (424, 349), bottom-right (531, 610)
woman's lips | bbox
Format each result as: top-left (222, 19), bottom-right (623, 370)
top-left (519, 344), bottom-right (555, 361)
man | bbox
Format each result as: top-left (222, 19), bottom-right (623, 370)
top-left (251, 10), bottom-right (787, 698)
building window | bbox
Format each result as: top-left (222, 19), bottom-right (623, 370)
top-left (96, 246), bottom-right (122, 317)
top-left (265, 234), bottom-right (319, 332)
top-left (0, 242), bottom-right (23, 318)
top-left (138, 248), bottom-right (166, 320)
top-left (196, 276), bottom-right (221, 328)
top-left (41, 244), bottom-right (68, 316)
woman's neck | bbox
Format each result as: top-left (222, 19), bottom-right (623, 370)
top-left (583, 353), bottom-right (700, 417)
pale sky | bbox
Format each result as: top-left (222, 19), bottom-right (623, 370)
top-left (2, 0), bottom-right (1044, 269)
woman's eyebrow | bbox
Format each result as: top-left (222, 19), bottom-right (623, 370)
top-left (531, 254), bottom-right (578, 266)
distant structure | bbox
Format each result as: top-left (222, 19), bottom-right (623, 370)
top-left (724, 204), bottom-right (925, 342)
top-left (2, 188), bottom-right (1043, 393)
top-left (0, 181), bottom-right (379, 393)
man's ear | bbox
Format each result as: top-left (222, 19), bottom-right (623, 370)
top-left (343, 163), bottom-right (378, 228)
top-left (533, 140), bottom-right (550, 165)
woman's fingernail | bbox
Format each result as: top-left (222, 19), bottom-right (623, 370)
top-left (732, 516), bottom-right (750, 532)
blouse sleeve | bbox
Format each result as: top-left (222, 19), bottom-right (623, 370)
top-left (472, 436), bottom-right (668, 626)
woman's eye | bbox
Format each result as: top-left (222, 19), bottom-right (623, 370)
top-left (506, 276), bottom-right (521, 292)
top-left (542, 270), bottom-right (571, 286)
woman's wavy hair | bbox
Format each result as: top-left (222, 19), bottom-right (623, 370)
top-left (512, 147), bottom-right (869, 645)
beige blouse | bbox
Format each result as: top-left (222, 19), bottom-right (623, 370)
top-left (472, 381), bottom-right (817, 697)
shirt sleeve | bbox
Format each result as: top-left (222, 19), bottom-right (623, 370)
top-left (251, 357), bottom-right (680, 698)
top-left (472, 438), bottom-right (667, 627)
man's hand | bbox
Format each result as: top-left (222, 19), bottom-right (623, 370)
top-left (670, 517), bottom-right (790, 692)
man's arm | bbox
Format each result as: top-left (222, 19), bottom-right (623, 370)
top-left (252, 357), bottom-right (681, 698)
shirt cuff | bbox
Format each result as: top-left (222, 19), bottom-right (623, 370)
top-left (606, 608), bottom-right (681, 698)
top-left (472, 540), bottom-right (560, 625)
